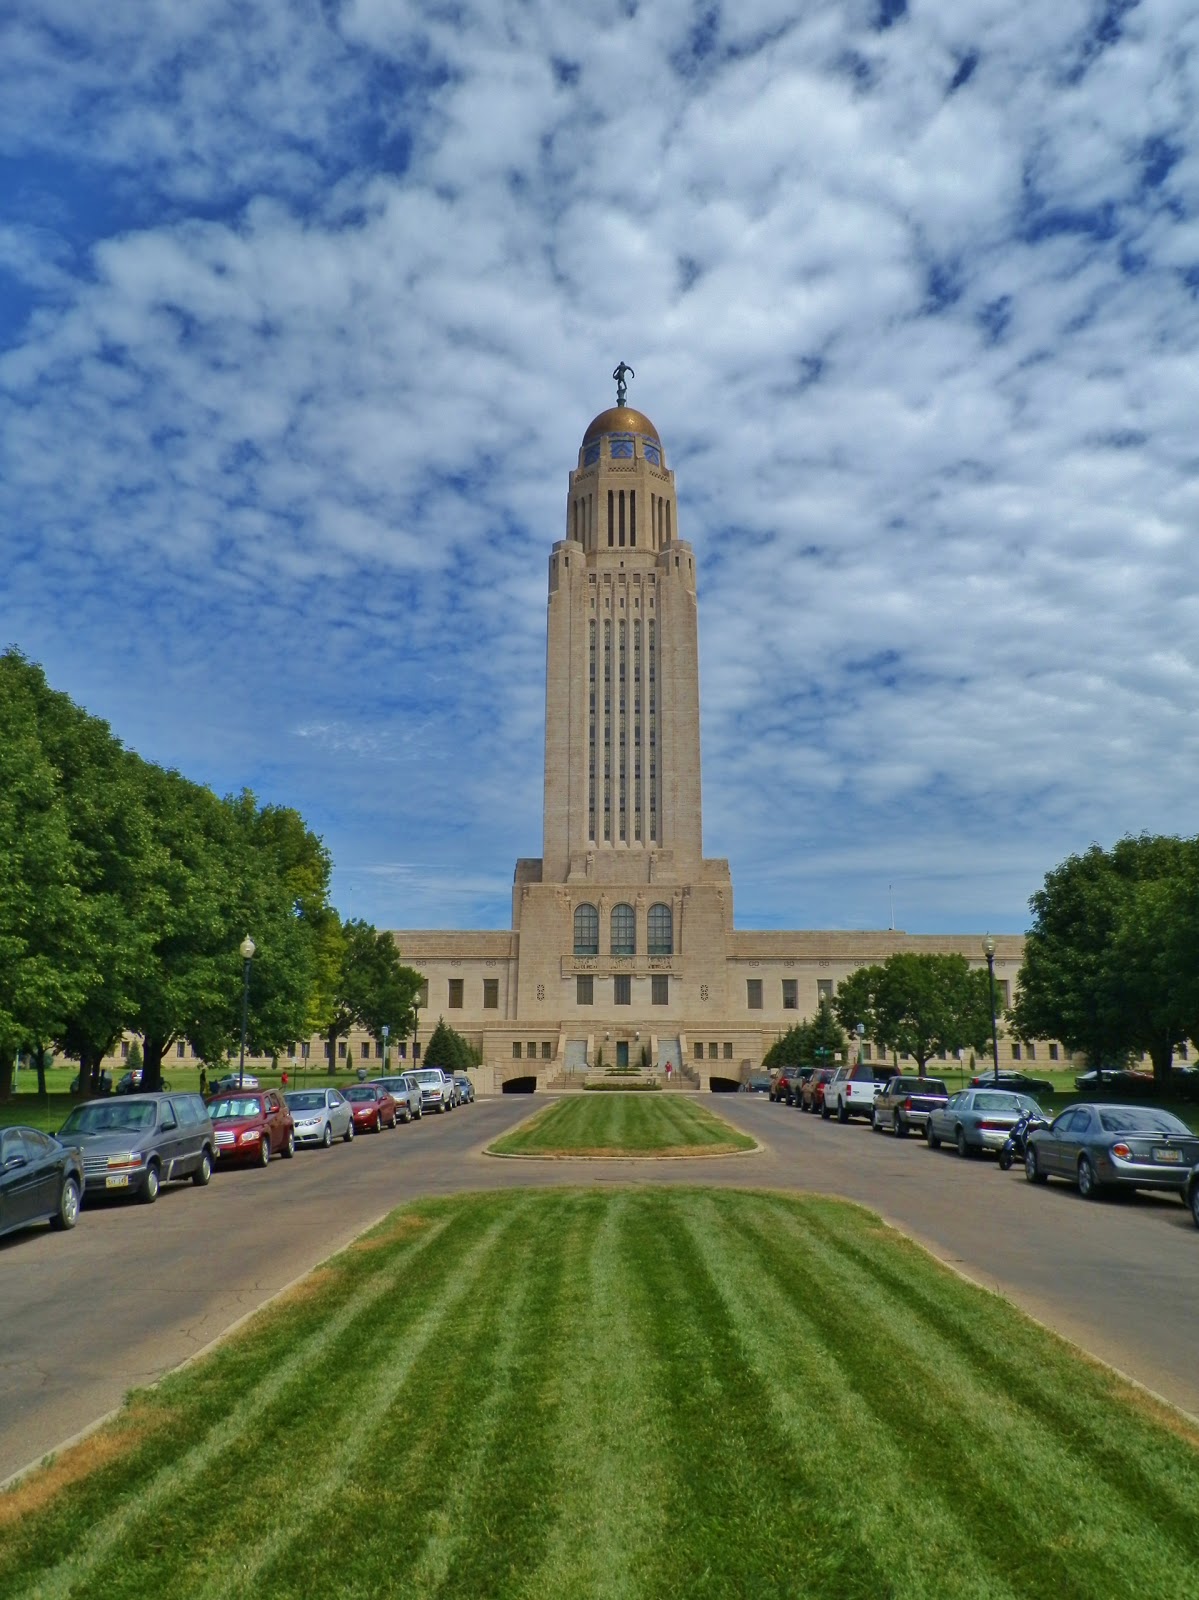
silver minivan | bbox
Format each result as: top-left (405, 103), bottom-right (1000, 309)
top-left (58, 1093), bottom-right (215, 1204)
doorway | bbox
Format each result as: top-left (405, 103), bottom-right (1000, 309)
top-left (616, 1041), bottom-right (629, 1069)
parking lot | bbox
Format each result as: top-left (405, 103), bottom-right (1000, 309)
top-left (2, 1090), bottom-right (1197, 1485)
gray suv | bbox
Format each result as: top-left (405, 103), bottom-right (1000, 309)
top-left (58, 1093), bottom-right (215, 1204)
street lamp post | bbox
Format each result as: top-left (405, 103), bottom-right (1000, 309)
top-left (856, 1021), bottom-right (866, 1064)
top-left (238, 935), bottom-right (255, 1089)
top-left (382, 1024), bottom-right (390, 1074)
top-left (982, 934), bottom-right (1001, 1086)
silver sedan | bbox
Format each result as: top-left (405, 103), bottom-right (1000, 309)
top-left (283, 1088), bottom-right (355, 1147)
top-left (1025, 1103), bottom-right (1199, 1199)
top-left (927, 1089), bottom-right (1047, 1159)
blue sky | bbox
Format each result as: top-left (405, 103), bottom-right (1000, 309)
top-left (3, 0), bottom-right (1198, 939)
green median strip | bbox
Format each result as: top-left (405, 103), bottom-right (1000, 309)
top-left (486, 1093), bottom-right (758, 1156)
top-left (4, 1188), bottom-right (1199, 1600)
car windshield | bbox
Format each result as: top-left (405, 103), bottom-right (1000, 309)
top-left (971, 1092), bottom-right (1023, 1112)
top-left (343, 1086), bottom-right (375, 1101)
top-left (208, 1097), bottom-right (262, 1119)
top-left (60, 1101), bottom-right (156, 1134)
top-left (1099, 1108), bottom-right (1190, 1135)
top-left (286, 1092), bottom-right (325, 1111)
top-left (413, 1070), bottom-right (444, 1085)
top-left (923, 1081), bottom-right (949, 1096)
top-left (375, 1079), bottom-right (406, 1092)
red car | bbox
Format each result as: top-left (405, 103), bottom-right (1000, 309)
top-left (206, 1089), bottom-right (295, 1166)
top-left (342, 1083), bottom-right (398, 1132)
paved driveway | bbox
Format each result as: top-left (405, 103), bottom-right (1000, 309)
top-left (2, 1093), bottom-right (1196, 1484)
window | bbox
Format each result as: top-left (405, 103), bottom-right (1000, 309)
top-left (996, 979), bottom-right (1010, 1007)
top-left (817, 979), bottom-right (833, 1002)
top-left (338, 1041), bottom-right (347, 1059)
top-left (611, 903), bottom-right (636, 955)
top-left (648, 902), bottom-right (673, 955)
top-left (862, 1043), bottom-right (873, 1061)
top-left (121, 1042), bottom-right (129, 1059)
top-left (541, 1041), bottom-right (552, 1059)
top-left (513, 1042), bottom-right (522, 1059)
top-left (614, 975), bottom-right (631, 1005)
top-left (301, 1041), bottom-right (310, 1059)
top-left (747, 979), bottom-right (763, 1010)
top-left (418, 981), bottom-right (429, 1008)
top-left (574, 903), bottom-right (599, 956)
top-left (1049, 1042), bottom-right (1059, 1061)
top-left (527, 1042), bottom-right (537, 1058)
top-left (577, 975), bottom-right (594, 1005)
top-left (177, 1041), bottom-right (186, 1057)
top-left (483, 979), bottom-right (499, 1009)
top-left (708, 1043), bottom-right (717, 1057)
top-left (723, 1042), bottom-right (733, 1059)
top-left (782, 979), bottom-right (798, 1010)
top-left (413, 1042), bottom-right (420, 1059)
top-left (1011, 1042), bottom-right (1021, 1061)
top-left (695, 1043), bottom-right (704, 1060)
top-left (1026, 1042), bottom-right (1036, 1060)
top-left (448, 979), bottom-right (464, 1009)
top-left (652, 975), bottom-right (669, 1005)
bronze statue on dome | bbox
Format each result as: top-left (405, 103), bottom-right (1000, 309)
top-left (612, 361), bottom-right (634, 407)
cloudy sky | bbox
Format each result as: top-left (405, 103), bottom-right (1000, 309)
top-left (3, 0), bottom-right (1197, 939)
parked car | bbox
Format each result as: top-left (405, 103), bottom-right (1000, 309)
top-left (400, 1072), bottom-right (426, 1117)
top-left (800, 1066), bottom-right (836, 1114)
top-left (114, 1069), bottom-right (144, 1094)
top-left (409, 1068), bottom-right (456, 1113)
top-left (453, 1074), bottom-right (476, 1105)
top-left (69, 1069), bottom-right (112, 1096)
top-left (1024, 1103), bottom-right (1199, 1199)
top-left (284, 1087), bottom-right (354, 1146)
top-left (822, 1062), bottom-right (898, 1123)
top-left (206, 1089), bottom-right (295, 1166)
top-left (741, 1075), bottom-right (772, 1095)
top-left (0, 1127), bottom-right (84, 1238)
top-left (57, 1093), bottom-right (215, 1203)
top-left (770, 1066), bottom-right (808, 1105)
top-left (969, 1069), bottom-right (1055, 1099)
top-left (342, 1082), bottom-right (398, 1132)
top-left (370, 1075), bottom-right (422, 1122)
top-left (1186, 1163), bottom-right (1199, 1229)
top-left (871, 1077), bottom-right (949, 1138)
top-left (211, 1072), bottom-right (261, 1093)
top-left (927, 1089), bottom-right (1046, 1158)
top-left (1073, 1068), bottom-right (1153, 1095)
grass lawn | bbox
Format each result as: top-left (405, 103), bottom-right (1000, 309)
top-left (3, 1188), bottom-right (1198, 1600)
top-left (488, 1094), bottom-right (758, 1156)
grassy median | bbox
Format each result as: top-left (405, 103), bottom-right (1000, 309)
top-left (487, 1093), bottom-right (757, 1156)
top-left (3, 1187), bottom-right (1198, 1600)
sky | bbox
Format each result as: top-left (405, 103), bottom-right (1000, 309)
top-left (3, 0), bottom-right (1198, 940)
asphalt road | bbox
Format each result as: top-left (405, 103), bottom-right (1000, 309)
top-left (3, 1092), bottom-right (1197, 1485)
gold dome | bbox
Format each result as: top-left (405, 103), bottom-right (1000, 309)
top-left (582, 406), bottom-right (661, 447)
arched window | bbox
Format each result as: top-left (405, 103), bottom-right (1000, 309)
top-left (648, 902), bottom-right (673, 956)
top-left (611, 903), bottom-right (635, 956)
top-left (574, 903), bottom-right (599, 957)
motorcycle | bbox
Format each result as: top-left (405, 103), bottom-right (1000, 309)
top-left (998, 1109), bottom-right (1049, 1171)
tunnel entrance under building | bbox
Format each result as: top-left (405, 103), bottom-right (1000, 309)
top-left (708, 1076), bottom-right (740, 1093)
top-left (502, 1076), bottom-right (537, 1094)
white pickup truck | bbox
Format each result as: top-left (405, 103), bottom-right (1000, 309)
top-left (821, 1062), bottom-right (896, 1123)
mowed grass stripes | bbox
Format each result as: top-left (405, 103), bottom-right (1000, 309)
top-left (488, 1093), bottom-right (757, 1155)
top-left (3, 1190), bottom-right (1198, 1600)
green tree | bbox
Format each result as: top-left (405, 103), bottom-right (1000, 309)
top-left (423, 1017), bottom-right (475, 1072)
top-left (317, 918), bottom-right (423, 1075)
top-left (834, 954), bottom-right (992, 1076)
top-left (762, 1024), bottom-right (805, 1071)
top-left (806, 997), bottom-right (848, 1068)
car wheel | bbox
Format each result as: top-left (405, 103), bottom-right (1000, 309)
top-left (1189, 1183), bottom-right (1199, 1230)
top-left (140, 1163), bottom-right (161, 1204)
top-left (192, 1148), bottom-right (213, 1187)
top-left (259, 1136), bottom-right (272, 1168)
top-left (400, 1110), bottom-right (410, 1124)
top-left (344, 1120), bottom-right (355, 1142)
top-left (283, 1129), bottom-right (295, 1159)
top-left (894, 1113), bottom-right (907, 1139)
top-left (871, 1108), bottom-right (883, 1133)
top-left (1025, 1147), bottom-right (1048, 1184)
top-left (51, 1175), bottom-right (81, 1231)
top-left (1077, 1155), bottom-right (1100, 1199)
top-left (927, 1124), bottom-right (942, 1150)
top-left (956, 1128), bottom-right (970, 1159)
top-left (837, 1100), bottom-right (849, 1124)
top-left (390, 1113), bottom-right (397, 1129)
top-left (322, 1123), bottom-right (333, 1148)
top-left (820, 1101), bottom-right (830, 1120)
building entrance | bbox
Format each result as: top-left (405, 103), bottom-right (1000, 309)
top-left (616, 1041), bottom-right (629, 1069)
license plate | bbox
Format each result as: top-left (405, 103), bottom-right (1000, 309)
top-left (1153, 1149), bottom-right (1182, 1164)
top-left (105, 1174), bottom-right (130, 1188)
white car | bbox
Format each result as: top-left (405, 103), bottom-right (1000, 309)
top-left (409, 1068), bottom-right (455, 1114)
top-left (283, 1088), bottom-right (355, 1146)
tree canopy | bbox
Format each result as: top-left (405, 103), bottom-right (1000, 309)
top-left (833, 953), bottom-right (994, 1077)
top-left (761, 1001), bottom-right (847, 1071)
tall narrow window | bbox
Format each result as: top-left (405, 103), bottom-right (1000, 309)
top-left (746, 979), bottom-right (763, 1010)
top-left (448, 979), bottom-right (464, 1009)
top-left (619, 489), bottom-right (626, 546)
top-left (574, 903), bottom-right (599, 956)
top-left (651, 975), bottom-right (669, 1005)
top-left (483, 979), bottom-right (499, 1009)
top-left (665, 500), bottom-right (672, 541)
top-left (648, 902), bottom-right (673, 956)
top-left (576, 976), bottom-right (594, 1006)
top-left (630, 489), bottom-right (636, 546)
top-left (611, 903), bottom-right (635, 955)
top-left (614, 975), bottom-right (631, 1005)
top-left (608, 489), bottom-right (614, 546)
